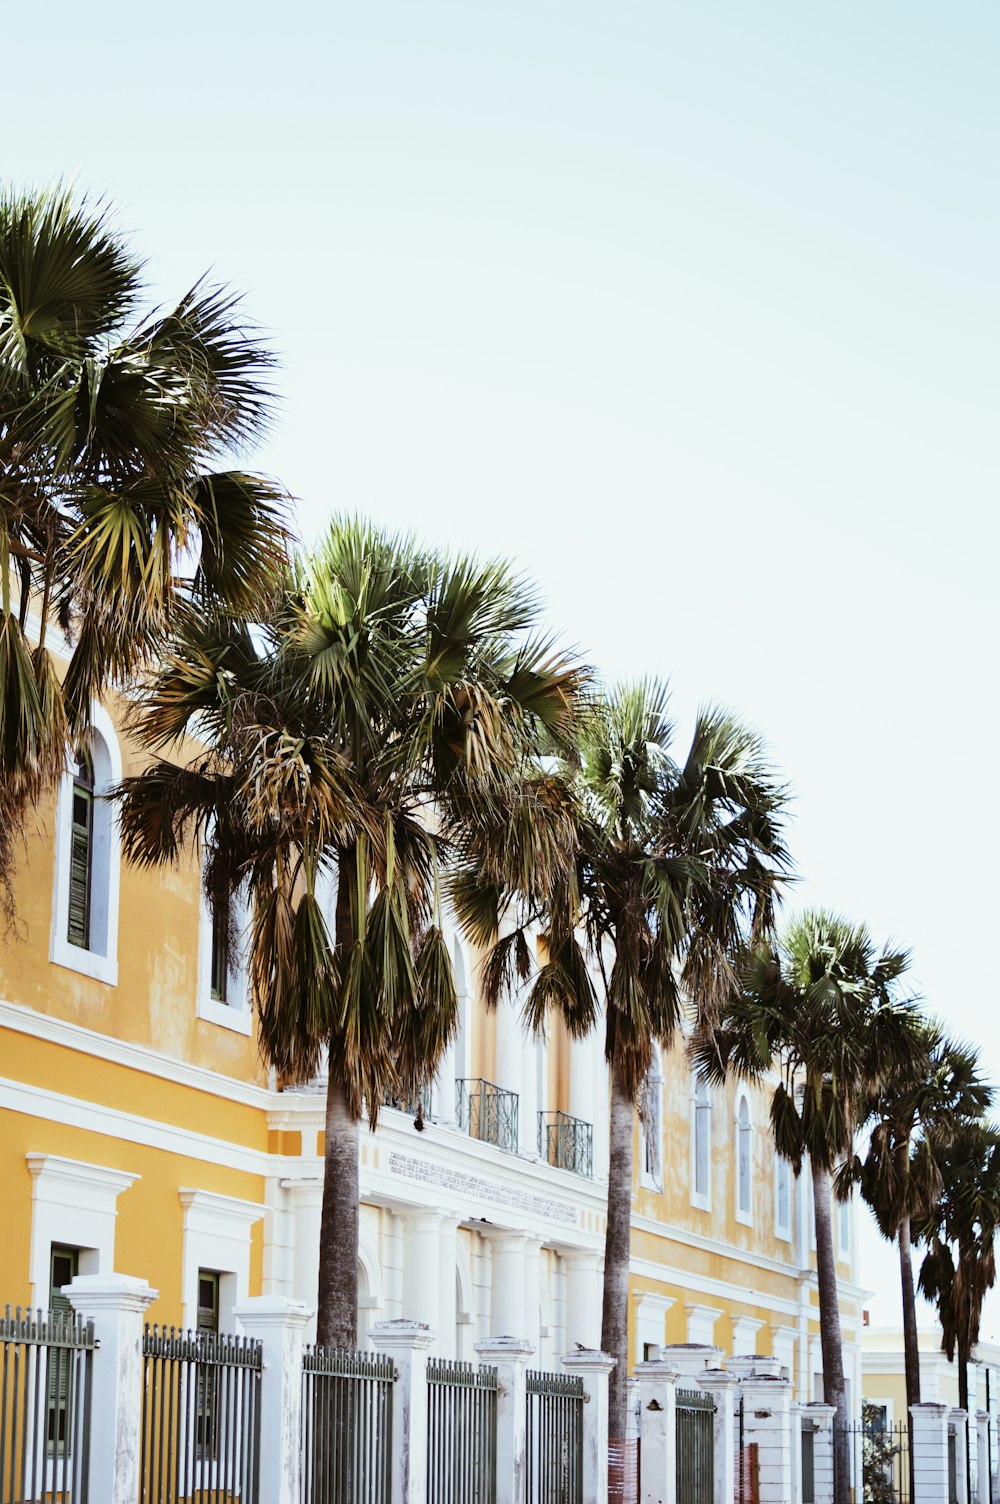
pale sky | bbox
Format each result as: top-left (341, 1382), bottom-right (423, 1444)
top-left (8, 1), bottom-right (999, 1334)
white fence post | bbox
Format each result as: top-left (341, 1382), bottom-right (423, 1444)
top-left (234, 1295), bottom-right (311, 1504)
top-left (697, 1368), bottom-right (739, 1504)
top-left (562, 1347), bottom-right (616, 1504)
top-left (738, 1374), bottom-right (792, 1504)
top-left (64, 1273), bottom-right (158, 1504)
top-left (977, 1411), bottom-right (990, 1504)
top-left (798, 1402), bottom-right (835, 1503)
top-left (372, 1318), bottom-right (435, 1504)
top-left (951, 1409), bottom-right (970, 1504)
top-left (635, 1358), bottom-right (679, 1504)
top-left (911, 1402), bottom-right (950, 1504)
top-left (475, 1335), bottom-right (534, 1504)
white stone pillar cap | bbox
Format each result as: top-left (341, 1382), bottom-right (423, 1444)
top-left (234, 1296), bottom-right (312, 1329)
top-left (659, 1342), bottom-right (723, 1376)
top-left (64, 1274), bottom-right (159, 1313)
top-left (977, 1409), bottom-right (990, 1421)
top-left (475, 1336), bottom-right (535, 1360)
top-left (949, 1407), bottom-right (969, 1421)
top-left (727, 1353), bottom-right (782, 1379)
top-left (370, 1318), bottom-right (435, 1350)
top-left (697, 1367), bottom-right (740, 1388)
top-left (561, 1347), bottom-right (616, 1375)
top-left (633, 1360), bottom-right (680, 1380)
top-left (798, 1403), bottom-right (836, 1426)
top-left (911, 1402), bottom-right (951, 1415)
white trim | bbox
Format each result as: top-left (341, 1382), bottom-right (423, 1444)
top-left (26, 1153), bottom-right (139, 1306)
top-left (196, 871), bottom-right (252, 1034)
top-left (690, 1071), bottom-right (712, 1213)
top-left (49, 703), bottom-right (122, 986)
top-left (179, 1189), bottom-right (262, 1329)
top-left (774, 1151), bottom-right (793, 1242)
top-left (0, 998), bottom-right (273, 1110)
top-left (686, 1302), bottom-right (723, 1345)
top-left (629, 1246), bottom-right (870, 1315)
top-left (735, 1085), bottom-right (753, 1227)
top-left (731, 1315), bottom-right (765, 1356)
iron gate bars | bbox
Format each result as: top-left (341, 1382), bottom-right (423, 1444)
top-left (426, 1357), bottom-right (498, 1504)
top-left (301, 1345), bottom-right (394, 1504)
top-left (0, 1305), bottom-right (95, 1503)
top-left (140, 1324), bottom-right (261, 1503)
top-left (526, 1368), bottom-right (584, 1504)
top-left (456, 1081), bottom-right (519, 1153)
top-left (675, 1388), bottom-right (714, 1504)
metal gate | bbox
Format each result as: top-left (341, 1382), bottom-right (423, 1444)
top-left (140, 1324), bottom-right (261, 1502)
top-left (0, 1304), bottom-right (95, 1502)
top-left (426, 1357), bottom-right (498, 1504)
top-left (526, 1368), bottom-right (584, 1504)
top-left (301, 1345), bottom-right (393, 1504)
top-left (675, 1387), bottom-right (714, 1504)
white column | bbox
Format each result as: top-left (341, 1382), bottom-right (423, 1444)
top-left (437, 1216), bottom-right (459, 1358)
top-left (401, 1208), bottom-right (444, 1346)
top-left (371, 1319), bottom-right (435, 1504)
top-left (283, 1177), bottom-right (323, 1337)
top-left (234, 1296), bottom-right (310, 1504)
top-left (477, 1336), bottom-right (535, 1504)
top-left (562, 1347), bottom-right (616, 1504)
top-left (911, 1403), bottom-right (950, 1504)
top-left (738, 1374), bottom-right (792, 1504)
top-left (799, 1402), bottom-right (835, 1504)
top-left (977, 1411), bottom-right (990, 1504)
top-left (65, 1273), bottom-right (158, 1504)
top-left (635, 1359), bottom-right (679, 1504)
top-left (698, 1368), bottom-right (739, 1504)
top-left (952, 1410), bottom-right (970, 1504)
top-left (563, 1249), bottom-right (604, 1349)
top-left (488, 1230), bottom-right (530, 1339)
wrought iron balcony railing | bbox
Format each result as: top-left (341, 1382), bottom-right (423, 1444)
top-left (382, 1084), bottom-right (434, 1120)
top-left (456, 1078), bottom-right (519, 1153)
top-left (537, 1110), bottom-right (594, 1178)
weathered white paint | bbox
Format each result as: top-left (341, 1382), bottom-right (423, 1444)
top-left (477, 1336), bottom-right (535, 1504)
top-left (234, 1296), bottom-right (310, 1504)
top-left (563, 1248), bottom-right (604, 1349)
top-left (950, 1410), bottom-right (969, 1504)
top-left (562, 1346), bottom-right (615, 1504)
top-left (911, 1403), bottom-right (951, 1504)
top-left (697, 1368), bottom-right (740, 1504)
top-left (794, 1402), bottom-right (835, 1504)
top-left (635, 1359), bottom-right (679, 1504)
top-left (738, 1374), bottom-right (792, 1504)
top-left (659, 1343), bottom-right (723, 1379)
top-left (977, 1411), bottom-right (990, 1504)
top-left (64, 1273), bottom-right (158, 1504)
top-left (372, 1319), bottom-right (434, 1504)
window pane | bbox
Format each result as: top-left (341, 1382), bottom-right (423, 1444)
top-left (68, 785), bottom-right (93, 949)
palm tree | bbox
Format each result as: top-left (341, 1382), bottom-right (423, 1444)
top-left (0, 183), bottom-right (288, 916)
top-left (458, 681), bottom-right (791, 1501)
top-left (916, 1118), bottom-right (1000, 1418)
top-left (117, 518), bottom-right (588, 1346)
top-left (695, 911), bottom-right (917, 1504)
top-left (851, 1024), bottom-right (989, 1415)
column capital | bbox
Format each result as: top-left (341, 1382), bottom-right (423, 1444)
top-left (371, 1318), bottom-right (436, 1352)
top-left (562, 1347), bottom-right (616, 1377)
top-left (397, 1204), bottom-right (450, 1231)
top-left (65, 1273), bottom-right (159, 1316)
top-left (280, 1176), bottom-right (323, 1205)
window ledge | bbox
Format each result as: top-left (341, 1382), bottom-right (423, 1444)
top-left (735, 1207), bottom-right (753, 1228)
top-left (50, 934), bottom-right (117, 987)
top-left (196, 996), bottom-right (253, 1036)
top-left (690, 1192), bottom-right (712, 1213)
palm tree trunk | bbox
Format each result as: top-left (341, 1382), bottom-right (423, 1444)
top-left (602, 1057), bottom-right (634, 1504)
top-left (899, 1216), bottom-right (921, 1407)
top-left (316, 845), bottom-right (361, 1348)
top-left (812, 1161), bottom-right (850, 1504)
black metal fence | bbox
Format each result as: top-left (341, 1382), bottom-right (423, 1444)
top-left (140, 1324), bottom-right (261, 1503)
top-left (834, 1417), bottom-right (911, 1504)
top-left (676, 1387), bottom-right (714, 1504)
top-left (0, 1305), bottom-right (95, 1503)
top-left (456, 1079), bottom-right (519, 1153)
top-left (301, 1345), bottom-right (394, 1504)
top-left (526, 1368), bottom-right (584, 1504)
top-left (426, 1357), bottom-right (498, 1504)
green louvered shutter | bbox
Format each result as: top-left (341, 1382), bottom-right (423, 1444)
top-left (67, 781), bottom-right (93, 949)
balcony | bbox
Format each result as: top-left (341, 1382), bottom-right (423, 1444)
top-left (456, 1079), bottom-right (519, 1153)
top-left (382, 1084), bottom-right (434, 1120)
top-left (537, 1110), bottom-right (593, 1178)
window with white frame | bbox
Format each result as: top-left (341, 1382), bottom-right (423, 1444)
top-left (838, 1187), bottom-right (851, 1259)
top-left (197, 874), bottom-right (251, 1034)
top-left (735, 1090), bottom-right (752, 1223)
top-left (691, 1071), bottom-right (712, 1210)
top-left (640, 1047), bottom-right (663, 1190)
top-left (775, 1152), bottom-right (792, 1241)
top-left (49, 706), bottom-right (122, 986)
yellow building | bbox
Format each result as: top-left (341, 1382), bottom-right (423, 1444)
top-left (1, 689), bottom-right (863, 1402)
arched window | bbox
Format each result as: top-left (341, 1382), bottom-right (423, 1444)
top-left (640, 1047), bottom-right (663, 1190)
top-left (691, 1072), bottom-right (712, 1209)
top-left (736, 1091), bottom-right (753, 1223)
top-left (50, 707), bottom-right (122, 986)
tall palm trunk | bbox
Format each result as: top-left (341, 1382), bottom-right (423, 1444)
top-left (898, 1215), bottom-right (921, 1408)
top-left (602, 1057), bottom-right (634, 1504)
top-left (812, 1161), bottom-right (850, 1504)
top-left (316, 845), bottom-right (360, 1348)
